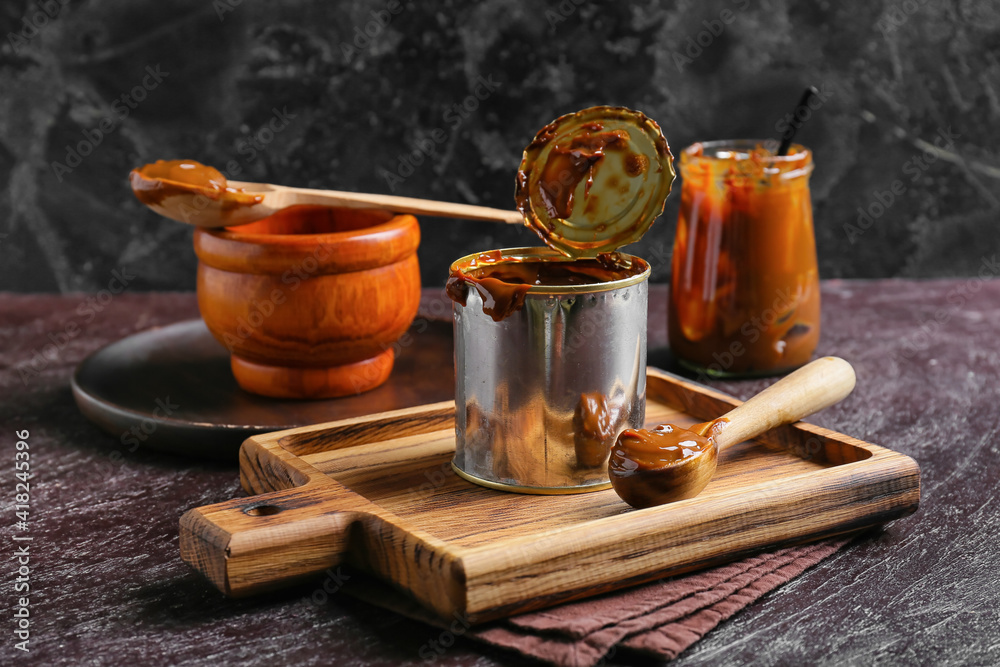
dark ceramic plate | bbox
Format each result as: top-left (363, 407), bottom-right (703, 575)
top-left (71, 318), bottom-right (455, 461)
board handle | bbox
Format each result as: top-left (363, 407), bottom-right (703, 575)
top-left (179, 482), bottom-right (370, 597)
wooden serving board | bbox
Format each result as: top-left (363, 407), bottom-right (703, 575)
top-left (180, 368), bottom-right (920, 623)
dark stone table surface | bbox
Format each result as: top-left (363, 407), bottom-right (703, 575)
top-left (1, 281), bottom-right (998, 666)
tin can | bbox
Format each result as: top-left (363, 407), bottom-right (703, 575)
top-left (451, 247), bottom-right (649, 494)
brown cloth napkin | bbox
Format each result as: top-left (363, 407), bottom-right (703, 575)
top-left (344, 537), bottom-right (850, 666)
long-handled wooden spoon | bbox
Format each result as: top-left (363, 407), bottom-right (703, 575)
top-left (129, 159), bottom-right (525, 228)
top-left (610, 356), bottom-right (857, 508)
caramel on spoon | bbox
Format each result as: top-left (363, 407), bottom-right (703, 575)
top-left (129, 159), bottom-right (524, 228)
top-left (609, 357), bottom-right (857, 509)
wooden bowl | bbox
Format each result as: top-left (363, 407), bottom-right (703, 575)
top-left (193, 205), bottom-right (421, 399)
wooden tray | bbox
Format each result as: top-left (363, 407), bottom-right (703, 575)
top-left (180, 368), bottom-right (920, 623)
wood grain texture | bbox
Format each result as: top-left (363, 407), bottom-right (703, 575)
top-left (140, 178), bottom-right (525, 229)
top-left (180, 368), bottom-right (920, 623)
top-left (193, 205), bottom-right (421, 398)
top-left (226, 181), bottom-right (525, 227)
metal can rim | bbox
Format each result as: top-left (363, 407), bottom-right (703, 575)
top-left (448, 246), bottom-right (651, 295)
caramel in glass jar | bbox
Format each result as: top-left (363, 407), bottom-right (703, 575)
top-left (668, 141), bottom-right (820, 377)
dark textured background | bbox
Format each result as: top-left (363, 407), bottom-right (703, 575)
top-left (1, 0), bottom-right (998, 293)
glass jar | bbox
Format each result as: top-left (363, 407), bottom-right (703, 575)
top-left (668, 140), bottom-right (820, 377)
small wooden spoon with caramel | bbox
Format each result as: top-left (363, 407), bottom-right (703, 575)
top-left (610, 357), bottom-right (857, 508)
top-left (129, 159), bottom-right (524, 228)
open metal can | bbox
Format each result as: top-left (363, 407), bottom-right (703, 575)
top-left (450, 247), bottom-right (650, 494)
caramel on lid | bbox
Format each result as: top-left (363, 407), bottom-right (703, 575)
top-left (514, 106), bottom-right (675, 258)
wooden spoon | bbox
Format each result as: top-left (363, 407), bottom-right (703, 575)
top-left (129, 159), bottom-right (524, 228)
top-left (609, 356), bottom-right (857, 508)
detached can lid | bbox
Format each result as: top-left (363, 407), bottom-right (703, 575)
top-left (514, 106), bottom-right (675, 258)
